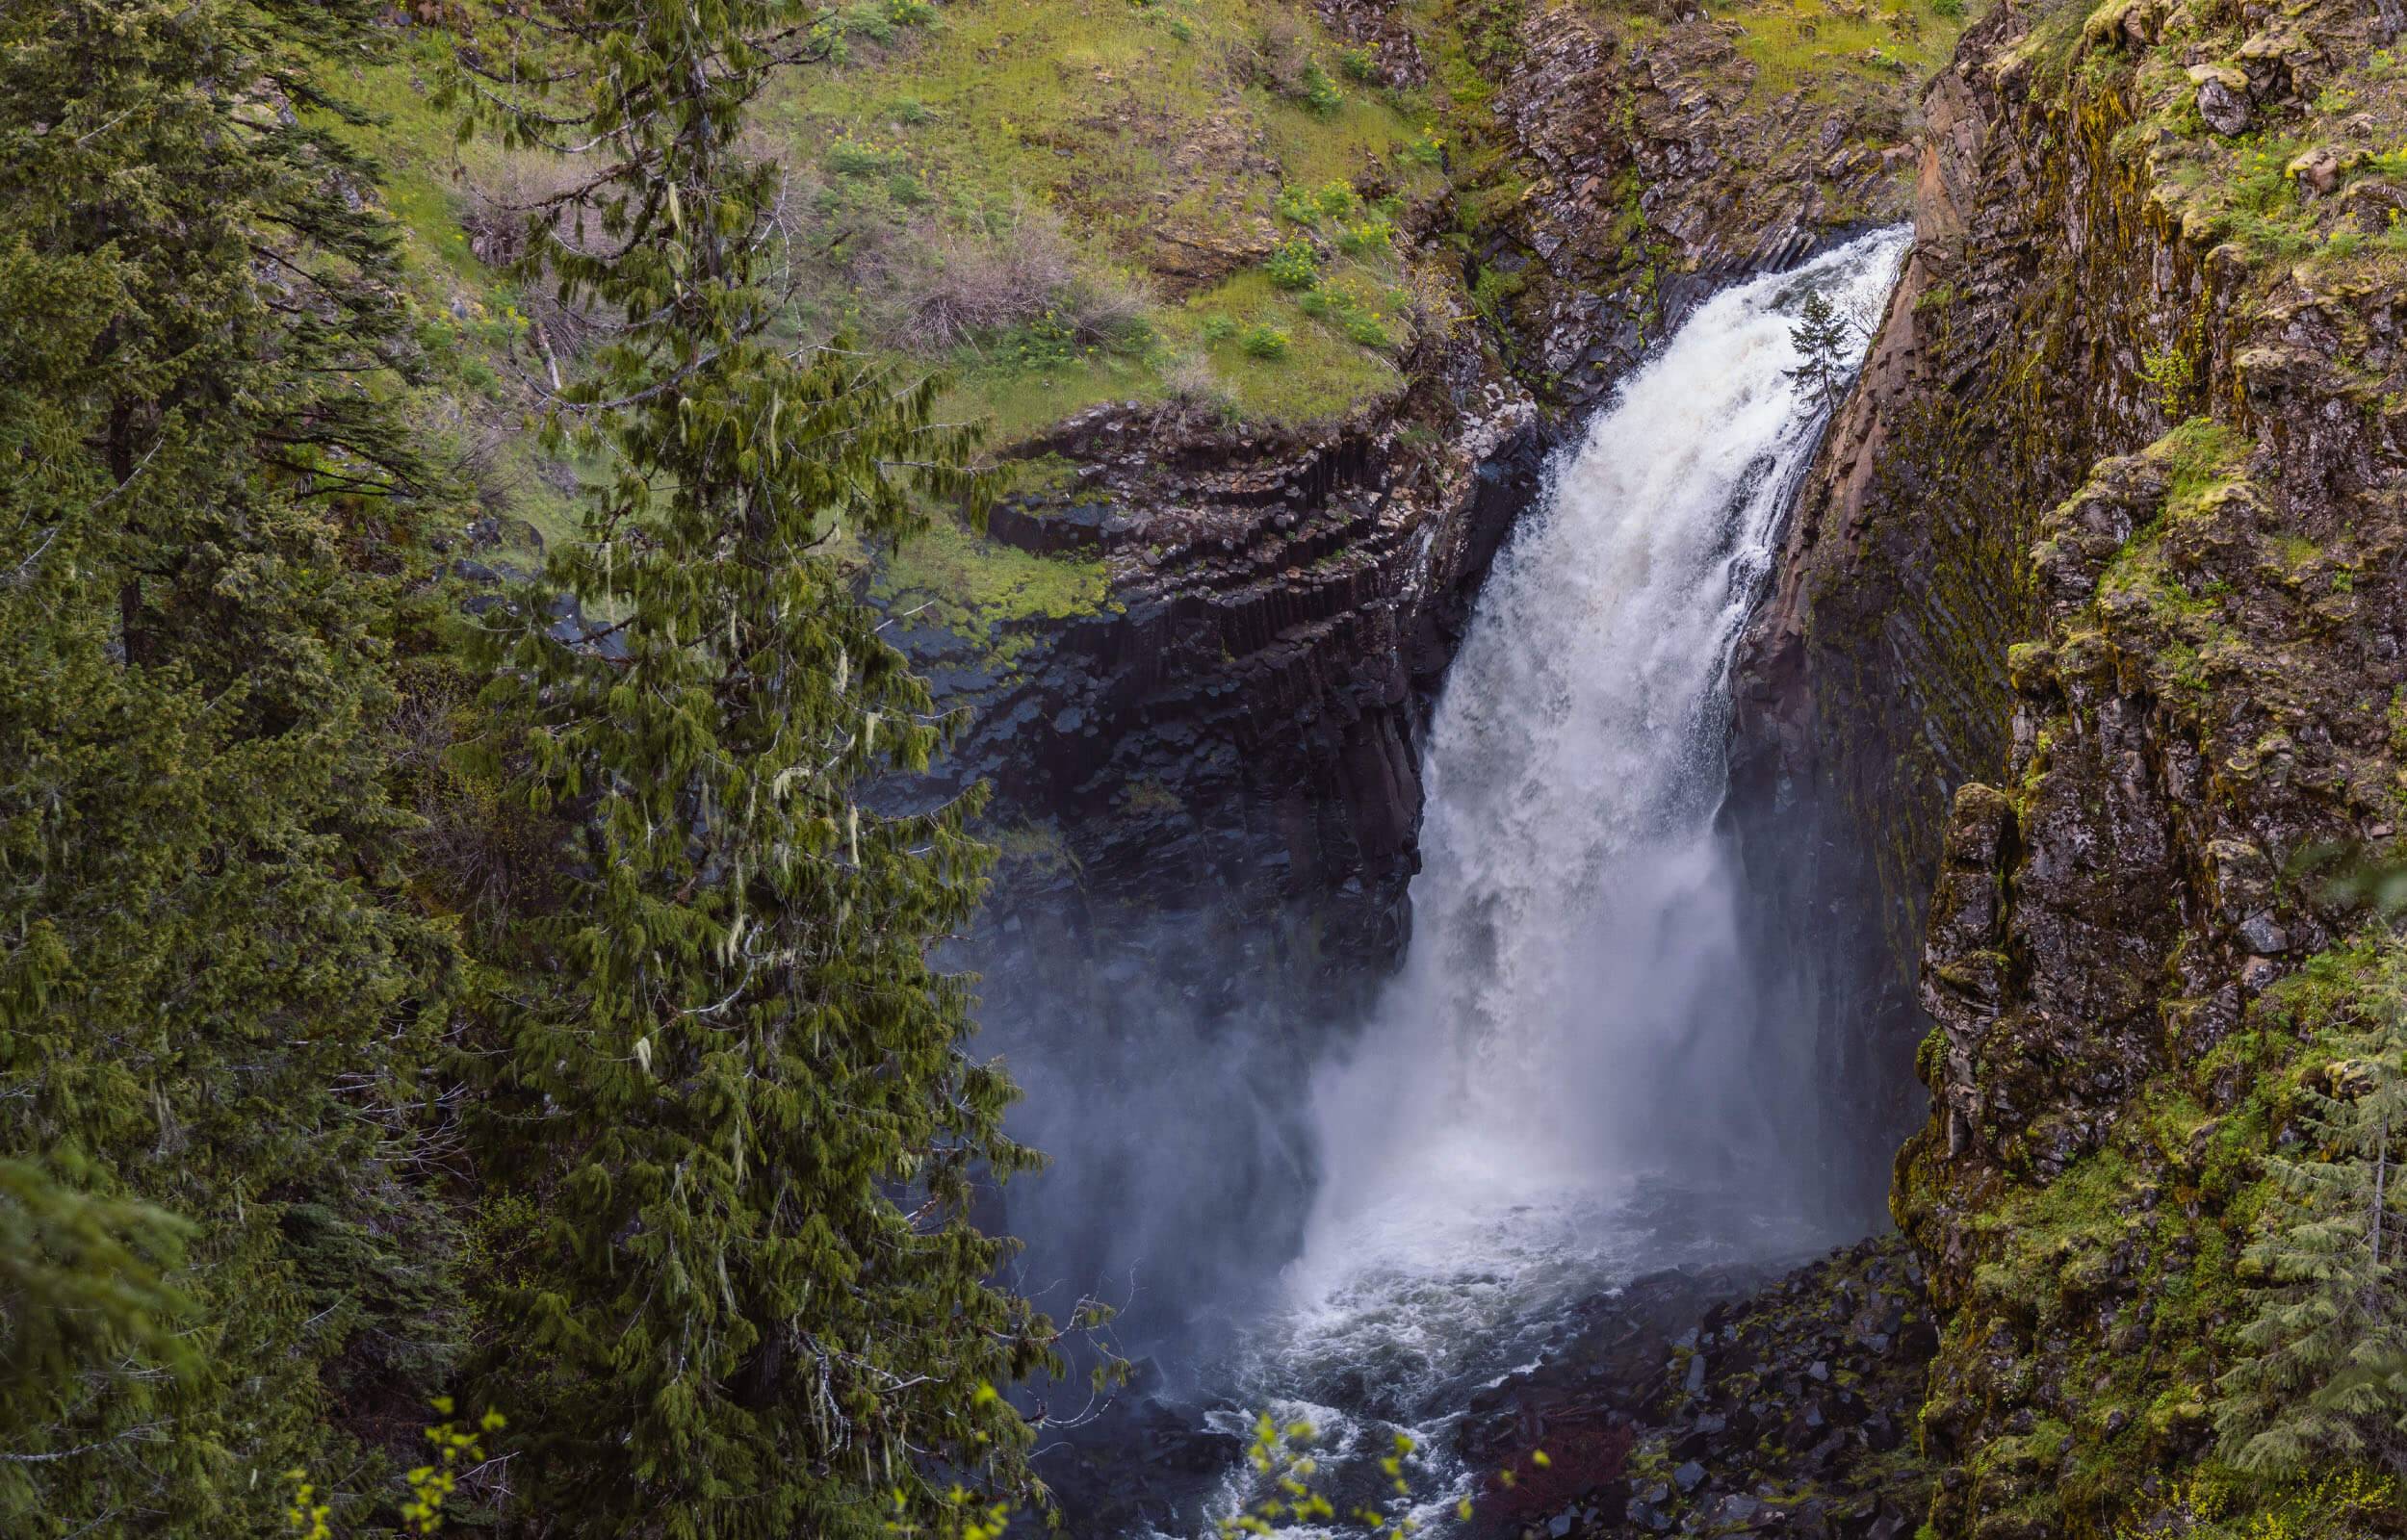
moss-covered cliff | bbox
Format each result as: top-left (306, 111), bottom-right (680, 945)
top-left (1745, 0), bottom-right (2407, 1531)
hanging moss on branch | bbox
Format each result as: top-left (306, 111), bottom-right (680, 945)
top-left (438, 2), bottom-right (1078, 1534)
top-left (0, 2), bottom-right (466, 1528)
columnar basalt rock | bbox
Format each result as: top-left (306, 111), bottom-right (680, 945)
top-left (913, 344), bottom-right (1544, 967)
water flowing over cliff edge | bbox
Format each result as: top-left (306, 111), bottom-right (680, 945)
top-left (1009, 230), bottom-right (1909, 1537)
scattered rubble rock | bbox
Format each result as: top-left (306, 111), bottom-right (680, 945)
top-left (1458, 1239), bottom-right (1937, 1540)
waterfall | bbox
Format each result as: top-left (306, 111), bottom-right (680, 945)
top-left (1197, 229), bottom-right (1912, 1527)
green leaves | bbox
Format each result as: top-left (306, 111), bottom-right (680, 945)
top-left (2216, 950), bottom-right (2407, 1475)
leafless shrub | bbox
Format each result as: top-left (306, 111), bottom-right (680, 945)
top-left (459, 151), bottom-right (611, 365)
top-left (459, 151), bottom-right (592, 270)
top-left (883, 206), bottom-right (1155, 353)
top-left (449, 420), bottom-right (518, 518)
top-left (1393, 264), bottom-right (1462, 346)
top-left (1060, 269), bottom-right (1155, 350)
top-left (893, 222), bottom-right (1078, 347)
top-left (1251, 11), bottom-right (1314, 96)
top-left (1159, 351), bottom-right (1235, 418)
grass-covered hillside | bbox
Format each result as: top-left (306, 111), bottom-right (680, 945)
top-left (284, 0), bottom-right (1966, 696)
top-left (342, 0), bottom-right (1969, 571)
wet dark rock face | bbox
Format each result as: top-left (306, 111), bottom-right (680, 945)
top-left (1723, 0), bottom-right (2101, 1212)
top-left (906, 350), bottom-right (1546, 970)
top-left (1456, 1239), bottom-right (1939, 1540)
top-left (1027, 1388), bottom-right (1252, 1540)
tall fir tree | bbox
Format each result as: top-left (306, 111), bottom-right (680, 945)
top-left (2217, 950), bottom-right (2407, 1476)
top-left (444, 4), bottom-right (1061, 1534)
top-left (0, 3), bottom-right (461, 1530)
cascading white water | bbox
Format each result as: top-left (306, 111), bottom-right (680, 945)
top-left (1200, 230), bottom-right (1911, 1530)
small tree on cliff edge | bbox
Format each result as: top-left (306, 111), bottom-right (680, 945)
top-left (2217, 952), bottom-right (2407, 1477)
top-left (445, 4), bottom-right (1067, 1534)
top-left (1787, 290), bottom-right (1851, 411)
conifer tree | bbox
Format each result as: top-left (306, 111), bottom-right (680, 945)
top-left (2217, 954), bottom-right (2407, 1476)
top-left (1786, 290), bottom-right (1852, 410)
top-left (0, 3), bottom-right (459, 1528)
top-left (446, 5), bottom-right (1059, 1534)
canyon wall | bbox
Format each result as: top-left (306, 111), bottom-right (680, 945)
top-left (1737, 0), bottom-right (2407, 1530)
top-left (908, 0), bottom-right (2407, 1530)
top-left (937, 0), bottom-right (2407, 1528)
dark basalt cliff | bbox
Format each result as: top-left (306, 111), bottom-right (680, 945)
top-left (909, 343), bottom-right (1543, 966)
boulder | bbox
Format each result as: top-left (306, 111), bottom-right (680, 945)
top-left (2187, 64), bottom-right (2252, 135)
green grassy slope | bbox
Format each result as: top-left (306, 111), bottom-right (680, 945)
top-left (336, 1), bottom-right (1977, 604)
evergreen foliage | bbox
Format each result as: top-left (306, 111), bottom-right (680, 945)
top-left (0, 1), bottom-right (467, 1530)
top-left (441, 3), bottom-right (1061, 1533)
top-left (1786, 290), bottom-right (1852, 409)
top-left (2217, 956), bottom-right (2407, 1476)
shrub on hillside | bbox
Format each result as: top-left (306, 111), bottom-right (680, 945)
top-left (1301, 61), bottom-right (1345, 116)
top-left (1336, 216), bottom-right (1395, 255)
top-left (886, 214), bottom-right (1154, 357)
top-left (458, 151), bottom-right (631, 364)
top-left (1264, 240), bottom-right (1321, 290)
top-left (1161, 352), bottom-right (1235, 417)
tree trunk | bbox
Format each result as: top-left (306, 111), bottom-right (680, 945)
top-left (2374, 1117), bottom-right (2390, 1274)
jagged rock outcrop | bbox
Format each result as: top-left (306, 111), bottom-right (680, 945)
top-left (1725, 0), bottom-right (2083, 1209)
top-left (1490, 4), bottom-right (1922, 401)
top-left (907, 336), bottom-right (1542, 964)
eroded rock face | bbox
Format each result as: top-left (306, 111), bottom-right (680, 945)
top-left (1723, 0), bottom-right (2102, 1206)
top-left (909, 338), bottom-right (1543, 967)
top-left (1454, 1239), bottom-right (1939, 1540)
top-left (1471, 0), bottom-right (1928, 410)
top-left (1729, 0), bottom-right (2407, 1531)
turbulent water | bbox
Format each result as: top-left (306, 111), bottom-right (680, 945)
top-left (1177, 229), bottom-right (1914, 1532)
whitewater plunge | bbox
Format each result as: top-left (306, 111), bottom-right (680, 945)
top-left (1178, 229), bottom-right (1912, 1531)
